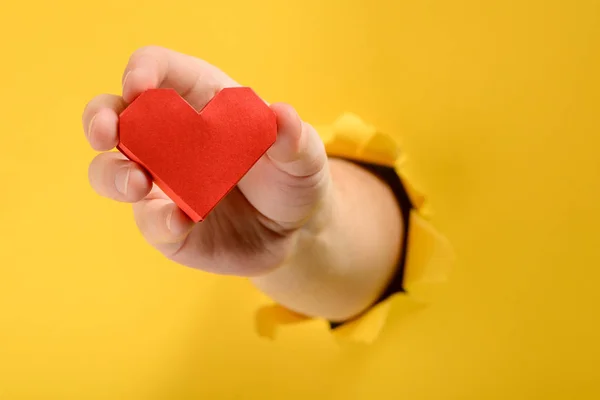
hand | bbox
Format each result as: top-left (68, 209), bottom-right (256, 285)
top-left (83, 46), bottom-right (331, 277)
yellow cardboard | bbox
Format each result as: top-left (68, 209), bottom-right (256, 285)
top-left (1, 0), bottom-right (600, 398)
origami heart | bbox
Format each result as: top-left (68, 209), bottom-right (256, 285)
top-left (117, 87), bottom-right (277, 222)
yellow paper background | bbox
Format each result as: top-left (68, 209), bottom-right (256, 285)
top-left (0, 0), bottom-right (599, 398)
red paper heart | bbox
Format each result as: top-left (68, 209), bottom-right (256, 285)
top-left (117, 87), bottom-right (277, 222)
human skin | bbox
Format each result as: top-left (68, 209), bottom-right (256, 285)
top-left (82, 46), bottom-right (403, 322)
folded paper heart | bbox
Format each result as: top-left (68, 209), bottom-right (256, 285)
top-left (117, 87), bottom-right (277, 222)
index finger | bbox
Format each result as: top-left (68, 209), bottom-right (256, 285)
top-left (121, 46), bottom-right (240, 109)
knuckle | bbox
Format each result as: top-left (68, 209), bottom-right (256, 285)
top-left (133, 202), bottom-right (169, 245)
top-left (82, 94), bottom-right (112, 122)
top-left (129, 45), bottom-right (165, 66)
top-left (298, 143), bottom-right (326, 178)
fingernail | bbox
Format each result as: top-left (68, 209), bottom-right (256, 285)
top-left (166, 209), bottom-right (174, 232)
top-left (122, 70), bottom-right (132, 89)
top-left (115, 166), bottom-right (131, 196)
top-left (87, 114), bottom-right (97, 141)
top-left (166, 207), bottom-right (192, 237)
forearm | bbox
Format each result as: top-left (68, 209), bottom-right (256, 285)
top-left (251, 158), bottom-right (404, 322)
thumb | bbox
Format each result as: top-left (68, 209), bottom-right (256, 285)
top-left (237, 103), bottom-right (330, 231)
top-left (266, 103), bottom-right (326, 177)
